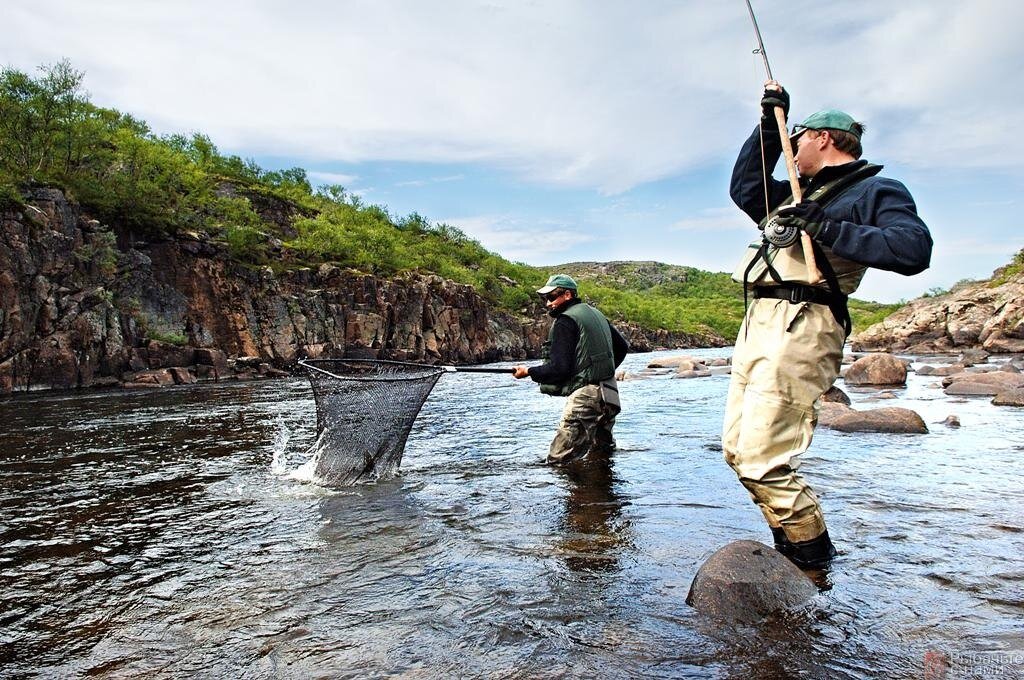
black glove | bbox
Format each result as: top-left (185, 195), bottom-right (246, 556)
top-left (761, 86), bottom-right (790, 119)
top-left (776, 201), bottom-right (834, 244)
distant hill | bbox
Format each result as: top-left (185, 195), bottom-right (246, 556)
top-left (548, 261), bottom-right (901, 341)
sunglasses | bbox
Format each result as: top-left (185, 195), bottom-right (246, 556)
top-left (541, 289), bottom-right (564, 302)
top-left (789, 125), bottom-right (811, 140)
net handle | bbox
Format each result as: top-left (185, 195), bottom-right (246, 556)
top-left (442, 366), bottom-right (515, 374)
top-left (298, 359), bottom-right (512, 376)
top-left (300, 360), bottom-right (347, 380)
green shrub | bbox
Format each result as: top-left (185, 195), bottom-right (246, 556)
top-left (146, 329), bottom-right (189, 346)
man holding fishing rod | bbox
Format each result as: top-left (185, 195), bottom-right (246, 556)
top-left (724, 80), bottom-right (933, 569)
top-left (513, 274), bottom-right (629, 465)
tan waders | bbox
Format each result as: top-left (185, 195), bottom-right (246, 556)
top-left (722, 297), bottom-right (845, 546)
top-left (548, 382), bottom-right (620, 465)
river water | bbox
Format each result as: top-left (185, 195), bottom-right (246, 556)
top-left (2, 348), bottom-right (1022, 679)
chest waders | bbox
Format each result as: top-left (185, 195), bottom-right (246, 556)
top-left (741, 163), bottom-right (883, 337)
top-left (539, 303), bottom-right (616, 397)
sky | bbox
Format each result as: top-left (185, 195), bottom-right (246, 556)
top-left (5, 0), bottom-right (1023, 302)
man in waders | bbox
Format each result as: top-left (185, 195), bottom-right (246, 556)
top-left (724, 81), bottom-right (932, 569)
top-left (513, 274), bottom-right (629, 465)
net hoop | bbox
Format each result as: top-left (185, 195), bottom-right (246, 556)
top-left (298, 358), bottom-right (445, 382)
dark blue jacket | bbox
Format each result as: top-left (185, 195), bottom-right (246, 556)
top-left (730, 125), bottom-right (932, 276)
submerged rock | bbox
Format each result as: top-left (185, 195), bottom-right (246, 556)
top-left (687, 540), bottom-right (817, 622)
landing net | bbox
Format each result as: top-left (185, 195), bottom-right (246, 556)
top-left (300, 359), bottom-right (444, 486)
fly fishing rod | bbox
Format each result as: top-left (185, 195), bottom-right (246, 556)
top-left (743, 0), bottom-right (823, 285)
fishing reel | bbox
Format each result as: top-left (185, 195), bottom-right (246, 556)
top-left (761, 215), bottom-right (800, 248)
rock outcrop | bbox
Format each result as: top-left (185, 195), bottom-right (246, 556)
top-left (0, 188), bottom-right (714, 393)
top-left (852, 251), bottom-right (1024, 354)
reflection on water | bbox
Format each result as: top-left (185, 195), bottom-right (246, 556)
top-left (555, 453), bottom-right (631, 575)
top-left (1, 349), bottom-right (1023, 678)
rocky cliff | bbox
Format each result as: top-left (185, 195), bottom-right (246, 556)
top-left (0, 188), bottom-right (707, 393)
top-left (851, 251), bottom-right (1024, 354)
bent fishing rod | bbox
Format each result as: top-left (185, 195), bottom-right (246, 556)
top-left (743, 0), bottom-right (823, 285)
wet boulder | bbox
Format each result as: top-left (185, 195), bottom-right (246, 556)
top-left (820, 386), bottom-right (851, 405)
top-left (674, 369), bottom-right (712, 379)
top-left (687, 540), bottom-right (817, 622)
top-left (844, 353), bottom-right (908, 387)
top-left (648, 355), bottom-right (700, 369)
top-left (195, 348), bottom-right (229, 377)
top-left (992, 388), bottom-right (1024, 407)
top-left (916, 363), bottom-right (965, 377)
top-left (959, 348), bottom-right (990, 367)
top-left (125, 369), bottom-right (175, 386)
top-left (673, 360), bottom-right (708, 373)
top-left (823, 406), bottom-right (928, 434)
top-left (816, 401), bottom-right (854, 428)
top-left (168, 367), bottom-right (197, 385)
top-left (146, 340), bottom-right (196, 369)
top-left (943, 372), bottom-right (1024, 396)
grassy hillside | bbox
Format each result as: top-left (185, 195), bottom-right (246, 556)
top-left (0, 60), bottom-right (898, 341)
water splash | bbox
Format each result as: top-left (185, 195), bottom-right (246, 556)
top-left (269, 416), bottom-right (290, 474)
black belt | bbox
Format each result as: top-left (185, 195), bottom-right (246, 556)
top-left (752, 284), bottom-right (836, 306)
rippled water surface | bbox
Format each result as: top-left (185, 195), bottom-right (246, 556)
top-left (2, 349), bottom-right (1023, 678)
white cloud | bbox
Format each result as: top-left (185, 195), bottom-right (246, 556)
top-left (671, 206), bottom-right (752, 233)
top-left (395, 175), bottom-right (464, 188)
top-left (6, 0), bottom-right (1023, 192)
top-left (307, 171), bottom-right (359, 187)
top-left (444, 214), bottom-right (594, 263)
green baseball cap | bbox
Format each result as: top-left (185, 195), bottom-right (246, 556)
top-left (791, 109), bottom-right (861, 140)
top-left (536, 274), bottom-right (578, 295)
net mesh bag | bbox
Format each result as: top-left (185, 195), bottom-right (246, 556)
top-left (300, 359), bottom-right (444, 486)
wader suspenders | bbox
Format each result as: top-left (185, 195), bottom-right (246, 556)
top-left (743, 163), bottom-right (883, 336)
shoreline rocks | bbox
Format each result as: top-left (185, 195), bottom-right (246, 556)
top-left (851, 251), bottom-right (1024, 354)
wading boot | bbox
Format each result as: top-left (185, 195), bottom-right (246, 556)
top-left (787, 530), bottom-right (837, 570)
top-left (770, 526), bottom-right (795, 559)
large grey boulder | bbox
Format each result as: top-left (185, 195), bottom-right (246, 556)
top-left (687, 540), bottom-right (817, 622)
top-left (844, 353), bottom-right (908, 386)
top-left (820, 406), bottom-right (929, 434)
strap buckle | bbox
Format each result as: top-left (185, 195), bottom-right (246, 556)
top-left (788, 287), bottom-right (803, 304)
